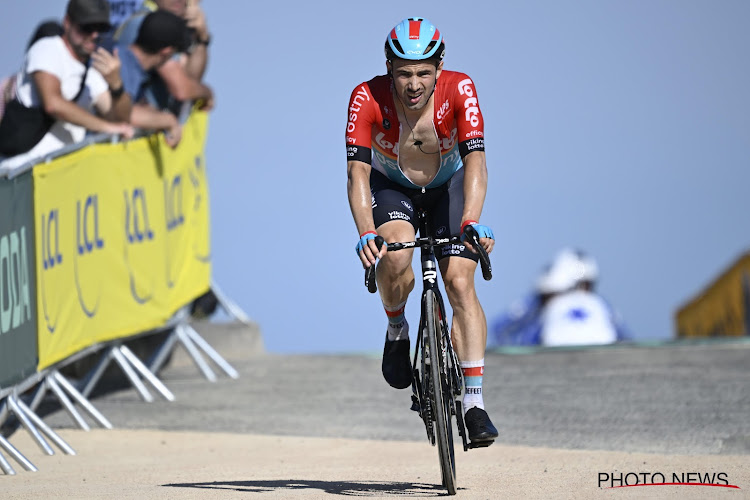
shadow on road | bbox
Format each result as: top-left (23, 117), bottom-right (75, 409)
top-left (163, 479), bottom-right (457, 496)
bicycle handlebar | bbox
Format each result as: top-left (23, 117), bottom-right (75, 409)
top-left (364, 230), bottom-right (493, 294)
top-left (463, 225), bottom-right (493, 281)
top-left (365, 236), bottom-right (385, 293)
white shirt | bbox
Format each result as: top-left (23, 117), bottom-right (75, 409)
top-left (0, 36), bottom-right (108, 169)
top-left (540, 289), bottom-right (618, 347)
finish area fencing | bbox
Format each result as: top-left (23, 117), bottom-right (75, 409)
top-left (0, 109), bottom-right (245, 474)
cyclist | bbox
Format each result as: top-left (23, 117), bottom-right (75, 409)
top-left (346, 17), bottom-right (498, 445)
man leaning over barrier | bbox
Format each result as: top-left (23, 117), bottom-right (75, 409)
top-left (114, 0), bottom-right (214, 114)
top-left (0, 0), bottom-right (134, 168)
top-left (114, 10), bottom-right (192, 148)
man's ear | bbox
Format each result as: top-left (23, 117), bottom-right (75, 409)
top-left (436, 60), bottom-right (444, 79)
top-left (386, 61), bottom-right (392, 76)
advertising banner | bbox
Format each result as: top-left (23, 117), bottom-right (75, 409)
top-left (675, 252), bottom-right (750, 338)
top-left (0, 170), bottom-right (38, 388)
top-left (34, 111), bottom-right (211, 369)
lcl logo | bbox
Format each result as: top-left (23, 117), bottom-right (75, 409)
top-left (75, 194), bottom-right (105, 317)
top-left (77, 195), bottom-right (104, 255)
top-left (165, 174), bottom-right (184, 231)
top-left (124, 187), bottom-right (155, 304)
top-left (41, 209), bottom-right (63, 333)
top-left (42, 209), bottom-right (63, 270)
top-left (125, 187), bottom-right (155, 243)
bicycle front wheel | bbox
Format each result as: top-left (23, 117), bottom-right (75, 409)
top-left (425, 289), bottom-right (456, 495)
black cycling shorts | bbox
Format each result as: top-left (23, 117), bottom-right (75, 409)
top-left (370, 168), bottom-right (478, 262)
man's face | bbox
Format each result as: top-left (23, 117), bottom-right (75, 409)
top-left (389, 58), bottom-right (443, 112)
top-left (156, 0), bottom-right (187, 17)
top-left (64, 17), bottom-right (108, 60)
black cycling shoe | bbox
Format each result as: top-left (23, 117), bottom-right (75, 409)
top-left (464, 407), bottom-right (499, 443)
top-left (381, 335), bottom-right (412, 389)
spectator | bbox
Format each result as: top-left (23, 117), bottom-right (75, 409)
top-left (539, 248), bottom-right (630, 346)
top-left (491, 248), bottom-right (629, 347)
top-left (116, 10), bottom-right (191, 147)
top-left (1, 21), bottom-right (64, 130)
top-left (107, 0), bottom-right (144, 31)
top-left (114, 0), bottom-right (213, 113)
top-left (0, 0), bottom-right (134, 167)
top-left (27, 20), bottom-right (65, 50)
top-left (97, 1), bottom-right (144, 51)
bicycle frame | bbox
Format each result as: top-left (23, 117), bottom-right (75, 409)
top-left (411, 214), bottom-right (473, 452)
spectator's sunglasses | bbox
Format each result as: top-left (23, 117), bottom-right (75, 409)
top-left (77, 22), bottom-right (110, 35)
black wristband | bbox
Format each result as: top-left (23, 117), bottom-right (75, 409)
top-left (110, 85), bottom-right (125, 99)
top-left (197, 35), bottom-right (211, 47)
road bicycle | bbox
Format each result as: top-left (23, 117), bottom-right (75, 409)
top-left (364, 211), bottom-right (492, 495)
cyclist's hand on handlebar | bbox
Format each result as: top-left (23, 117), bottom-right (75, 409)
top-left (461, 220), bottom-right (495, 254)
top-left (355, 230), bottom-right (386, 268)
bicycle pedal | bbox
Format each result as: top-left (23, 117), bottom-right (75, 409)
top-left (468, 440), bottom-right (494, 449)
top-left (410, 398), bottom-right (421, 413)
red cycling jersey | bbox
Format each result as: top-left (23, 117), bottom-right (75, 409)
top-left (346, 70), bottom-right (485, 189)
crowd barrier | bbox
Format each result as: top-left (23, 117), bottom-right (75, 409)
top-left (0, 109), bottom-right (246, 474)
top-left (675, 251), bottom-right (750, 338)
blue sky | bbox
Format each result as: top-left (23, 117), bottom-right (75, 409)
top-left (2, 1), bottom-right (748, 353)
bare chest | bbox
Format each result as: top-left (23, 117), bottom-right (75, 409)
top-left (397, 112), bottom-right (441, 182)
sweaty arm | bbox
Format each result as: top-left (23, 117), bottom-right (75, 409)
top-left (348, 159), bottom-right (385, 266)
top-left (461, 150), bottom-right (488, 224)
top-left (347, 159), bottom-right (375, 236)
top-left (33, 71), bottom-right (127, 135)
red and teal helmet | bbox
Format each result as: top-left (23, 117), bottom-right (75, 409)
top-left (385, 17), bottom-right (445, 62)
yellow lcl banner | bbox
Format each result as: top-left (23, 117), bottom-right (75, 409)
top-left (34, 111), bottom-right (211, 369)
top-left (675, 252), bottom-right (750, 338)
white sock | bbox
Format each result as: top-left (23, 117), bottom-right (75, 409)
top-left (384, 301), bottom-right (409, 341)
top-left (461, 359), bottom-right (485, 412)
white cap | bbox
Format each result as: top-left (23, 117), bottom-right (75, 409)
top-left (579, 253), bottom-right (599, 282)
top-left (536, 248), bottom-right (597, 293)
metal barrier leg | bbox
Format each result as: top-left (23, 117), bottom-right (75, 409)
top-left (0, 434), bottom-right (36, 473)
top-left (118, 346), bottom-right (175, 402)
top-left (45, 374), bottom-right (90, 431)
top-left (148, 329), bottom-right (178, 374)
top-left (5, 395), bottom-right (54, 456)
top-left (27, 383), bottom-right (48, 413)
top-left (14, 398), bottom-right (75, 456)
top-left (110, 346), bottom-right (154, 403)
top-left (0, 450), bottom-right (15, 475)
top-left (0, 398), bottom-right (8, 426)
top-left (176, 324), bottom-right (217, 382)
top-left (211, 281), bottom-right (254, 325)
top-left (51, 372), bottom-right (112, 430)
top-left (80, 348), bottom-right (115, 398)
top-left (184, 324), bottom-right (240, 379)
